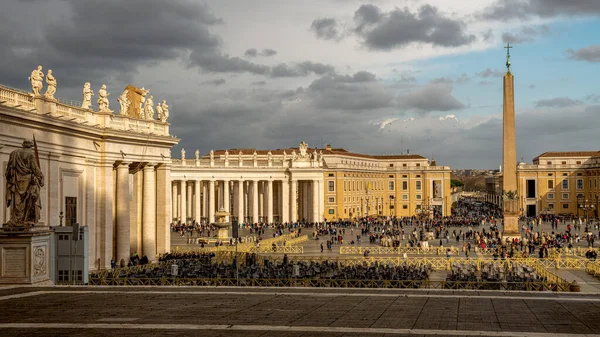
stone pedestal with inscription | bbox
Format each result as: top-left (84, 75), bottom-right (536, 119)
top-left (0, 228), bottom-right (53, 285)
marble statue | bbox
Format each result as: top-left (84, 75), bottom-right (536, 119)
top-left (283, 150), bottom-right (287, 162)
top-left (44, 70), bottom-right (56, 100)
top-left (210, 150), bottom-right (214, 161)
top-left (181, 148), bottom-right (185, 160)
top-left (144, 95), bottom-right (155, 120)
top-left (312, 149), bottom-right (318, 161)
top-left (5, 139), bottom-right (44, 227)
top-left (155, 101), bottom-right (164, 120)
top-left (253, 151), bottom-right (258, 162)
top-left (160, 100), bottom-right (169, 122)
top-left (97, 84), bottom-right (113, 113)
top-left (267, 151), bottom-right (273, 163)
top-left (291, 150), bottom-right (298, 161)
top-left (195, 150), bottom-right (200, 161)
top-left (224, 150), bottom-right (229, 161)
top-left (317, 150), bottom-right (323, 163)
top-left (238, 150), bottom-right (243, 162)
top-left (117, 89), bottom-right (130, 115)
top-left (299, 141), bottom-right (308, 159)
top-left (29, 65), bottom-right (44, 96)
top-left (82, 82), bottom-right (94, 109)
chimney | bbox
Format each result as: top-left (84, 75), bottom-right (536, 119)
top-left (326, 144), bottom-right (332, 151)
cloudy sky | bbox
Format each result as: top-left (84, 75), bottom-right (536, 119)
top-left (2, 0), bottom-right (600, 169)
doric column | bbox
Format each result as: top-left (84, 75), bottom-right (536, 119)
top-left (171, 182), bottom-right (177, 223)
top-left (252, 180), bottom-right (259, 223)
top-left (180, 179), bottom-right (186, 223)
top-left (156, 163), bottom-right (171, 255)
top-left (186, 181), bottom-right (192, 220)
top-left (267, 179), bottom-right (274, 224)
top-left (259, 182), bottom-right (264, 222)
top-left (319, 180), bottom-right (324, 223)
top-left (237, 180), bottom-right (244, 224)
top-left (312, 180), bottom-right (319, 223)
top-left (282, 180), bottom-right (289, 223)
top-left (202, 182), bottom-right (207, 223)
top-left (194, 180), bottom-right (201, 222)
top-left (208, 180), bottom-right (215, 223)
top-left (290, 179), bottom-right (297, 223)
top-left (303, 181), bottom-right (309, 221)
top-left (223, 179), bottom-right (230, 222)
top-left (84, 159), bottom-right (97, 271)
top-left (115, 162), bottom-right (131, 265)
top-left (142, 163), bottom-right (156, 260)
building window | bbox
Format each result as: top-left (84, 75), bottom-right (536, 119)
top-left (344, 208), bottom-right (347, 214)
top-left (344, 181), bottom-right (347, 191)
top-left (65, 197), bottom-right (77, 227)
top-left (562, 203), bottom-right (569, 209)
top-left (547, 180), bottom-right (554, 189)
top-left (402, 181), bottom-right (408, 190)
top-left (343, 197), bottom-right (346, 202)
top-left (389, 175), bottom-right (394, 178)
top-left (58, 270), bottom-right (69, 282)
top-left (416, 204), bottom-right (421, 209)
top-left (548, 203), bottom-right (554, 210)
top-left (402, 194), bottom-right (408, 200)
top-left (526, 180), bottom-right (536, 198)
top-left (328, 173), bottom-right (334, 177)
top-left (562, 161), bottom-right (566, 164)
top-left (416, 175), bottom-right (421, 178)
top-left (416, 194), bottom-right (422, 200)
top-left (328, 181), bottom-right (335, 192)
top-left (547, 161), bottom-right (551, 165)
top-left (403, 164), bottom-right (407, 167)
top-left (388, 181), bottom-right (394, 191)
top-left (416, 163), bottom-right (420, 167)
top-left (328, 197), bottom-right (335, 203)
top-left (402, 205), bottom-right (408, 209)
top-left (328, 209), bottom-right (334, 214)
top-left (562, 179), bottom-right (568, 189)
top-left (416, 181), bottom-right (422, 190)
top-left (576, 161), bottom-right (581, 164)
top-left (576, 193), bottom-right (584, 199)
top-left (590, 180), bottom-right (593, 189)
top-left (562, 193), bottom-right (569, 199)
top-left (547, 193), bottom-right (554, 199)
top-left (389, 164), bottom-right (393, 167)
top-left (577, 179), bottom-right (583, 190)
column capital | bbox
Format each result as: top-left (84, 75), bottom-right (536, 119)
top-left (116, 161), bottom-right (131, 167)
top-left (143, 163), bottom-right (157, 171)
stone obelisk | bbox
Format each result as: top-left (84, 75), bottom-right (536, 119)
top-left (502, 43), bottom-right (519, 239)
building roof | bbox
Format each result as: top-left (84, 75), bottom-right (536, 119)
top-left (533, 151), bottom-right (600, 161)
top-left (205, 147), bottom-right (426, 160)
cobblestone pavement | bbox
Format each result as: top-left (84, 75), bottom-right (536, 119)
top-left (1, 287), bottom-right (600, 336)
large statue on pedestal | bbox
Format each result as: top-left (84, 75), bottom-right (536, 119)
top-left (4, 140), bottom-right (44, 227)
top-left (117, 89), bottom-right (130, 115)
top-left (29, 66), bottom-right (44, 96)
top-left (160, 100), bottom-right (169, 122)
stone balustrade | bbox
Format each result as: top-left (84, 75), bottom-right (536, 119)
top-left (0, 85), bottom-right (171, 137)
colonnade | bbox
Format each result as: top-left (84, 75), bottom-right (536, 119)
top-left (171, 179), bottom-right (323, 224)
top-left (113, 162), bottom-right (171, 265)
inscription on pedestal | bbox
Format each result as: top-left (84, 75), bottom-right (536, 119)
top-left (4, 248), bottom-right (27, 277)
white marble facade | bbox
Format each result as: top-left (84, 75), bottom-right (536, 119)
top-left (0, 84), bottom-right (177, 271)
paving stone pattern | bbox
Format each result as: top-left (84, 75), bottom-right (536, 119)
top-left (1, 288), bottom-right (600, 336)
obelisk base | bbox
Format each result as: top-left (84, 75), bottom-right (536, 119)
top-left (217, 228), bottom-right (230, 241)
top-left (502, 214), bottom-right (521, 243)
top-left (0, 227), bottom-right (53, 285)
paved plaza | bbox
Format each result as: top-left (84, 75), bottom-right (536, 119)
top-left (1, 286), bottom-right (600, 336)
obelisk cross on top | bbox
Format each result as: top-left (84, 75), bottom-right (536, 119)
top-left (505, 43), bottom-right (512, 72)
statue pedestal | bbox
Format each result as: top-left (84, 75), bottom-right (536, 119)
top-left (0, 228), bottom-right (53, 285)
top-left (217, 228), bottom-right (230, 241)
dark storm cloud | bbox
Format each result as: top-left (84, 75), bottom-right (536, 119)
top-left (244, 48), bottom-right (277, 57)
top-left (398, 82), bottom-right (465, 113)
top-left (353, 5), bottom-right (476, 50)
top-left (244, 48), bottom-right (258, 57)
top-left (0, 0), bottom-right (224, 90)
top-left (480, 0), bottom-right (600, 21)
top-left (567, 45), bottom-right (600, 63)
top-left (261, 49), bottom-right (277, 57)
top-left (310, 18), bottom-right (340, 40)
top-left (202, 78), bottom-right (226, 86)
top-left (270, 62), bottom-right (336, 77)
top-left (535, 97), bottom-right (582, 108)
top-left (306, 72), bottom-right (394, 111)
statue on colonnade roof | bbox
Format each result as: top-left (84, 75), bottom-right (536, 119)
top-left (44, 70), bottom-right (56, 100)
top-left (29, 65), bottom-right (44, 96)
top-left (82, 82), bottom-right (94, 109)
top-left (299, 141), bottom-right (308, 159)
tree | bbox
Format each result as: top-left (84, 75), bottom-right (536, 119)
top-left (451, 179), bottom-right (464, 188)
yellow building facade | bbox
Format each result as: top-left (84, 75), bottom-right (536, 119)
top-left (485, 151), bottom-right (600, 218)
top-left (321, 145), bottom-right (452, 221)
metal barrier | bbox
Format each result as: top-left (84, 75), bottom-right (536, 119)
top-left (340, 246), bottom-right (460, 256)
top-left (87, 277), bottom-right (572, 291)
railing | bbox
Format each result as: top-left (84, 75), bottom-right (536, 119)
top-left (585, 261), bottom-right (600, 278)
top-left (87, 277), bottom-right (572, 291)
top-left (340, 246), bottom-right (460, 255)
